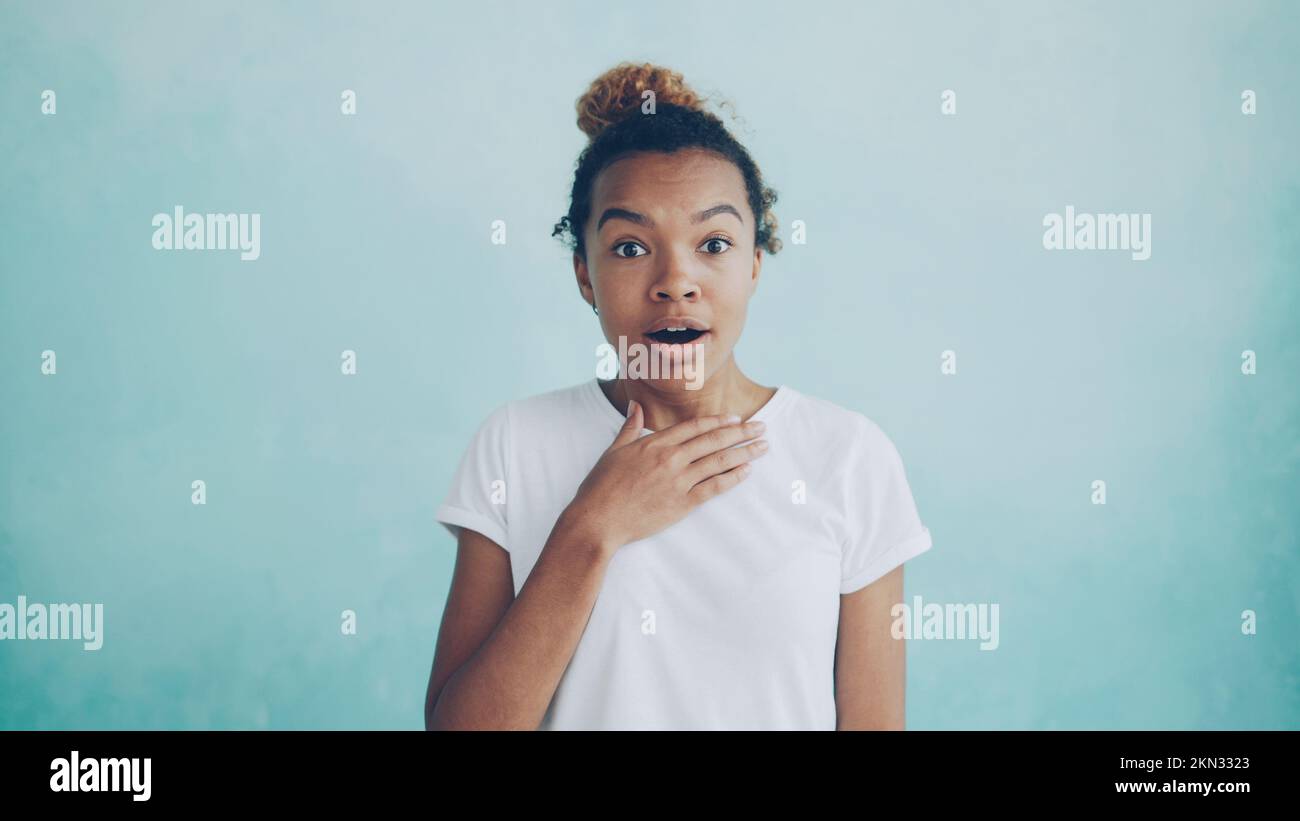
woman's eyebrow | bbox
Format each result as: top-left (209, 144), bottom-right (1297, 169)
top-left (596, 207), bottom-right (649, 231)
top-left (596, 203), bottom-right (744, 232)
top-left (693, 203), bottom-right (744, 225)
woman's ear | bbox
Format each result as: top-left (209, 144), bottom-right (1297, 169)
top-left (574, 252), bottom-right (595, 307)
top-left (750, 248), bottom-right (763, 292)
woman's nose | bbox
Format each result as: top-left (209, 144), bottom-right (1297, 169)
top-left (650, 252), bottom-right (700, 302)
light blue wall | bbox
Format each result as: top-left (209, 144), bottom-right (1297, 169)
top-left (1, 0), bottom-right (1296, 728)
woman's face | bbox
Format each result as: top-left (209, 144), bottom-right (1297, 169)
top-left (575, 148), bottom-right (762, 393)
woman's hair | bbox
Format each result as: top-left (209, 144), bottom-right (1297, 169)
top-left (552, 62), bottom-right (781, 260)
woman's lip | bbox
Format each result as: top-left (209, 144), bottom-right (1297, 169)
top-left (644, 317), bottom-right (710, 333)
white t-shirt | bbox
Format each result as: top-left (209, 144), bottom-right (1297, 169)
top-left (435, 377), bottom-right (933, 730)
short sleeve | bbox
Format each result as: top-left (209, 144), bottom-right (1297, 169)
top-left (434, 402), bottom-right (511, 551)
top-left (839, 418), bottom-right (932, 594)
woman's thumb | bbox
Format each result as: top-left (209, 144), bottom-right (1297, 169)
top-left (611, 399), bottom-right (642, 447)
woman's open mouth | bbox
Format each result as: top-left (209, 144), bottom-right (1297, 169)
top-left (646, 328), bottom-right (707, 345)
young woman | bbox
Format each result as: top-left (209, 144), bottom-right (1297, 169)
top-left (425, 63), bottom-right (933, 730)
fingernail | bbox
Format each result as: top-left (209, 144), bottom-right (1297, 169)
top-left (755, 439), bottom-right (769, 450)
top-left (750, 420), bottom-right (766, 430)
top-left (725, 414), bottom-right (741, 424)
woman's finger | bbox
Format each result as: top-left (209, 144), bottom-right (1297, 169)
top-left (686, 437), bottom-right (768, 485)
top-left (679, 419), bottom-right (765, 463)
top-left (687, 461), bottom-right (753, 504)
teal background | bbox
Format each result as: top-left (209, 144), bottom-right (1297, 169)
top-left (1, 0), bottom-right (1296, 729)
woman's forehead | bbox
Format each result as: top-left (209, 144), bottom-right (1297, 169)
top-left (592, 150), bottom-right (746, 212)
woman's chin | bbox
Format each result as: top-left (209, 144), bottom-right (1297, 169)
top-left (637, 374), bottom-right (709, 393)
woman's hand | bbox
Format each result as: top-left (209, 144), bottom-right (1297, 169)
top-left (559, 400), bottom-right (769, 553)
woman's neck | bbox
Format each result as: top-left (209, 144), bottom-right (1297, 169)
top-left (600, 360), bottom-right (776, 431)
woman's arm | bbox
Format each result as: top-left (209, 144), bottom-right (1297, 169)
top-left (424, 514), bottom-right (615, 730)
top-left (834, 565), bottom-right (906, 730)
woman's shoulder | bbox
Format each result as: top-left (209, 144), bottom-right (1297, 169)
top-left (780, 387), bottom-right (877, 436)
top-left (779, 387), bottom-right (906, 463)
top-left (472, 379), bottom-right (602, 433)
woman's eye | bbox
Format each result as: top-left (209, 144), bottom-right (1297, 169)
top-left (614, 241), bottom-right (647, 258)
top-left (701, 236), bottom-right (732, 255)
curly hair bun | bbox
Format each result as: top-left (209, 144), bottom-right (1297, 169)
top-left (575, 62), bottom-right (708, 141)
